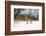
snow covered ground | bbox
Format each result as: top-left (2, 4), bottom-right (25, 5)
top-left (11, 21), bottom-right (42, 31)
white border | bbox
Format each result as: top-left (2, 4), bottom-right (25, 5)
top-left (11, 5), bottom-right (42, 31)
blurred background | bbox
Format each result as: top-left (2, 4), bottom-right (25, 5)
top-left (14, 8), bottom-right (39, 21)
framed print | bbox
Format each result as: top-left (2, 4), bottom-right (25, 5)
top-left (5, 1), bottom-right (45, 35)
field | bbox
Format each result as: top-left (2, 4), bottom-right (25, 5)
top-left (12, 20), bottom-right (42, 31)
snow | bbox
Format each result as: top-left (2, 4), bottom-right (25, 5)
top-left (11, 21), bottom-right (42, 31)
